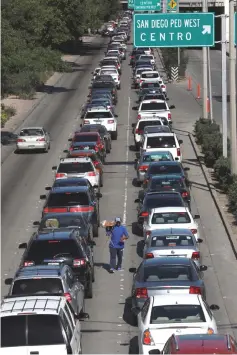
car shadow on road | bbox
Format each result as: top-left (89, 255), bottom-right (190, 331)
top-left (14, 149), bottom-right (47, 155)
top-left (123, 297), bottom-right (138, 327)
top-left (129, 336), bottom-right (139, 354)
top-left (137, 240), bottom-right (144, 258)
top-left (132, 178), bottom-right (141, 188)
top-left (37, 85), bottom-right (76, 94)
top-left (94, 262), bottom-right (111, 273)
top-left (132, 222), bottom-right (143, 237)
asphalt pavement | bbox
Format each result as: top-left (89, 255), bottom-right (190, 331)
top-left (1, 38), bottom-right (237, 353)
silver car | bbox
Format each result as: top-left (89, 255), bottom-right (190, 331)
top-left (135, 150), bottom-right (174, 185)
top-left (5, 264), bottom-right (85, 316)
top-left (143, 228), bottom-right (203, 268)
top-left (16, 126), bottom-right (50, 152)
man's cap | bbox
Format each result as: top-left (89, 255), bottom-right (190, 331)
top-left (115, 217), bottom-right (122, 222)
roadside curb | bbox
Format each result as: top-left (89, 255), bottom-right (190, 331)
top-left (188, 132), bottom-right (237, 258)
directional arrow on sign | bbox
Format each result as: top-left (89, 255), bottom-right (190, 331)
top-left (202, 25), bottom-right (211, 34)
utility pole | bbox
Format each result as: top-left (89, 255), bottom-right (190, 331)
top-left (221, 15), bottom-right (228, 158)
top-left (177, 1), bottom-right (180, 67)
top-left (229, 0), bottom-right (237, 174)
top-left (207, 47), bottom-right (214, 121)
top-left (202, 0), bottom-right (208, 119)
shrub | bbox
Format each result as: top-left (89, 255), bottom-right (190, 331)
top-left (201, 132), bottom-right (222, 167)
top-left (1, 104), bottom-right (16, 127)
top-left (194, 118), bottom-right (220, 145)
top-left (228, 176), bottom-right (237, 218)
top-left (214, 156), bottom-right (232, 191)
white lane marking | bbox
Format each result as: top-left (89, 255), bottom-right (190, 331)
top-left (120, 278), bottom-right (124, 281)
top-left (120, 287), bottom-right (124, 290)
top-left (122, 97), bottom-right (131, 225)
top-left (118, 316), bottom-right (122, 319)
top-left (117, 324), bottom-right (122, 327)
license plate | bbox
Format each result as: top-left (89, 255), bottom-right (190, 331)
top-left (84, 146), bottom-right (89, 150)
top-left (28, 145), bottom-right (35, 148)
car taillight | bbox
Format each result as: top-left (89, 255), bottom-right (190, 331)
top-left (84, 120), bottom-right (90, 124)
top-left (56, 173), bottom-right (67, 178)
top-left (73, 259), bottom-right (86, 267)
top-left (207, 328), bottom-right (214, 334)
top-left (141, 211), bottom-right (149, 217)
top-left (145, 253), bottom-right (154, 259)
top-left (138, 165), bottom-right (148, 171)
top-left (94, 160), bottom-right (99, 166)
top-left (69, 146), bottom-right (74, 151)
top-left (146, 231), bottom-right (151, 237)
top-left (95, 146), bottom-right (99, 152)
top-left (191, 228), bottom-right (197, 234)
top-left (69, 206), bottom-right (94, 212)
top-left (182, 191), bottom-right (189, 198)
top-left (177, 148), bottom-right (181, 156)
top-left (36, 138), bottom-right (45, 141)
top-left (130, 55), bottom-right (134, 58)
top-left (189, 286), bottom-right (201, 294)
top-left (135, 129), bottom-right (143, 134)
top-left (161, 85), bottom-right (166, 89)
top-left (142, 329), bottom-right (155, 345)
top-left (64, 292), bottom-right (72, 302)
top-left (140, 79), bottom-right (144, 83)
top-left (137, 114), bottom-right (141, 120)
top-left (192, 252), bottom-right (200, 259)
top-left (17, 138), bottom-right (26, 142)
top-left (168, 113), bottom-right (171, 120)
top-left (135, 288), bottom-right (148, 299)
top-left (118, 76), bottom-right (120, 80)
top-left (87, 172), bottom-right (96, 176)
top-left (108, 120), bottom-right (114, 123)
top-left (24, 261), bottom-right (35, 267)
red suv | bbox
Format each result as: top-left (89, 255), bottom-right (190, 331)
top-left (152, 334), bottom-right (237, 354)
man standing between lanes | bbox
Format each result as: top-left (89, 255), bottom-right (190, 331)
top-left (108, 217), bottom-right (129, 273)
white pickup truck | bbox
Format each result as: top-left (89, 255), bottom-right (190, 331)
top-left (136, 99), bottom-right (175, 124)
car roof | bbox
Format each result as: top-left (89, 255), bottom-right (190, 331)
top-left (146, 133), bottom-right (174, 137)
top-left (34, 230), bottom-right (75, 240)
top-left (142, 150), bottom-right (171, 155)
top-left (152, 206), bottom-right (189, 213)
top-left (152, 294), bottom-right (201, 307)
top-left (14, 265), bottom-right (65, 279)
top-left (174, 334), bottom-right (235, 353)
top-left (150, 228), bottom-right (194, 236)
top-left (51, 186), bottom-right (89, 193)
top-left (41, 212), bottom-right (88, 220)
top-left (141, 100), bottom-right (165, 104)
top-left (87, 108), bottom-right (111, 112)
top-left (59, 157), bottom-right (92, 163)
top-left (20, 126), bottom-right (44, 130)
top-left (149, 161), bottom-right (181, 166)
top-left (73, 132), bottom-right (99, 136)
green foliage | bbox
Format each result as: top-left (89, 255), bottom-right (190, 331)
top-left (161, 48), bottom-right (189, 78)
top-left (194, 118), bottom-right (220, 145)
top-left (1, 104), bottom-right (16, 128)
top-left (214, 156), bottom-right (232, 191)
top-left (201, 132), bottom-right (222, 167)
top-left (228, 176), bottom-right (237, 218)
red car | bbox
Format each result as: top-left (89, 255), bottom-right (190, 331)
top-left (155, 334), bottom-right (237, 354)
top-left (68, 132), bottom-right (106, 162)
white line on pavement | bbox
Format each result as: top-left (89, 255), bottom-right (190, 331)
top-left (123, 96), bottom-right (131, 225)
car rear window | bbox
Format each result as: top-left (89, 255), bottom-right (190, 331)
top-left (53, 179), bottom-right (88, 187)
top-left (74, 135), bottom-right (97, 142)
top-left (140, 55), bottom-right (153, 60)
top-left (92, 82), bottom-right (114, 88)
top-left (101, 61), bottom-right (117, 66)
top-left (144, 194), bottom-right (183, 209)
top-left (144, 265), bottom-right (193, 282)
top-left (40, 215), bottom-right (87, 230)
top-left (143, 153), bottom-right (172, 162)
top-left (137, 68), bottom-right (152, 75)
top-left (20, 129), bottom-right (44, 136)
top-left (101, 70), bottom-right (117, 75)
top-left (150, 305), bottom-right (205, 324)
top-left (26, 240), bottom-right (84, 261)
top-left (138, 121), bottom-right (162, 131)
top-left (150, 178), bottom-right (184, 190)
top-left (151, 212), bottom-right (191, 224)
top-left (85, 111), bottom-right (113, 118)
top-left (142, 83), bottom-right (160, 89)
top-left (47, 192), bottom-right (90, 206)
top-left (141, 102), bottom-right (166, 111)
top-left (141, 73), bottom-right (159, 79)
top-left (147, 136), bottom-right (176, 148)
top-left (12, 278), bottom-right (63, 295)
top-left (149, 164), bottom-right (182, 175)
top-left (1, 315), bottom-right (65, 347)
top-left (143, 95), bottom-right (165, 101)
top-left (151, 235), bottom-right (194, 247)
top-left (58, 162), bottom-right (94, 173)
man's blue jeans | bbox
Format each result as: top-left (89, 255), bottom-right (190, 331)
top-left (109, 247), bottom-right (123, 269)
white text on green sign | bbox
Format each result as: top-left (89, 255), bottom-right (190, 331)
top-left (134, 13), bottom-right (215, 47)
top-left (128, 0), bottom-right (134, 9)
top-left (134, 0), bottom-right (161, 11)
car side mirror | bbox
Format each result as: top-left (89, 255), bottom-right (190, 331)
top-left (179, 140), bottom-right (183, 144)
top-left (19, 242), bottom-right (27, 249)
top-left (94, 185), bottom-right (99, 189)
top-left (77, 312), bottom-right (90, 320)
top-left (88, 86), bottom-right (92, 89)
top-left (129, 267), bottom-right (137, 273)
top-left (132, 123), bottom-right (135, 128)
top-left (33, 221), bottom-right (40, 226)
top-left (170, 105), bottom-right (175, 109)
top-left (134, 158), bottom-right (138, 162)
top-left (132, 106), bottom-right (138, 110)
top-left (91, 71), bottom-right (94, 74)
top-left (175, 157), bottom-right (179, 161)
top-left (80, 124), bottom-right (82, 127)
top-left (131, 306), bottom-right (141, 315)
top-left (136, 152), bottom-right (140, 159)
top-left (197, 238), bottom-right (203, 243)
top-left (194, 214), bottom-right (200, 219)
top-left (52, 166), bottom-right (57, 170)
top-left (5, 278), bottom-right (13, 285)
top-left (96, 192), bottom-right (103, 198)
top-left (115, 114), bottom-right (118, 117)
top-left (134, 198), bottom-right (140, 203)
top-left (166, 97), bottom-right (170, 100)
top-left (89, 241), bottom-right (96, 247)
top-left (63, 150), bottom-right (69, 154)
top-left (68, 138), bottom-right (72, 141)
top-left (45, 186), bottom-right (51, 191)
top-left (149, 350), bottom-right (161, 354)
top-left (40, 195), bottom-right (46, 200)
top-left (209, 304), bottom-right (220, 311)
top-left (200, 265), bottom-right (208, 271)
top-left (184, 167), bottom-right (190, 171)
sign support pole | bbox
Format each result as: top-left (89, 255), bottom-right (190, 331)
top-left (207, 47), bottom-right (213, 122)
top-left (202, 0), bottom-right (208, 119)
top-left (177, 1), bottom-right (180, 67)
top-left (221, 15), bottom-right (228, 158)
top-left (229, 0), bottom-right (237, 174)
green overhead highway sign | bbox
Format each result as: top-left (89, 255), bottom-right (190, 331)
top-left (167, 0), bottom-right (177, 12)
top-left (133, 13), bottom-right (215, 48)
top-left (128, 0), bottom-right (134, 8)
top-left (134, 0), bottom-right (161, 11)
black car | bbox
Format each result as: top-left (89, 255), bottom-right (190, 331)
top-left (40, 185), bottom-right (101, 237)
top-left (140, 174), bottom-right (191, 208)
top-left (80, 124), bottom-right (112, 153)
top-left (90, 82), bottom-right (118, 104)
top-left (1, 131), bottom-right (18, 145)
top-left (19, 229), bottom-right (95, 298)
top-left (46, 177), bottom-right (94, 190)
top-left (135, 191), bottom-right (186, 227)
top-left (94, 75), bottom-right (114, 83)
top-left (141, 93), bottom-right (167, 102)
top-left (138, 88), bottom-right (163, 102)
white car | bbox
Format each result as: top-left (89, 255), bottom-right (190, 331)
top-left (0, 295), bottom-right (89, 354)
top-left (111, 41), bottom-right (127, 50)
top-left (133, 118), bottom-right (164, 148)
top-left (136, 294), bottom-right (219, 355)
top-left (134, 67), bottom-right (153, 88)
top-left (91, 67), bottom-right (101, 80)
top-left (99, 67), bottom-right (120, 89)
top-left (106, 49), bottom-right (122, 60)
top-left (138, 54), bottom-right (155, 65)
top-left (140, 132), bottom-right (183, 162)
top-left (52, 157), bottom-right (100, 187)
top-left (137, 99), bottom-right (174, 123)
top-left (83, 107), bottom-right (118, 140)
top-left (139, 71), bottom-right (161, 87)
top-left (16, 126), bottom-right (50, 153)
top-left (143, 206), bottom-right (201, 241)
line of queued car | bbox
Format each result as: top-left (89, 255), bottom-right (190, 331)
top-left (127, 44), bottom-right (237, 354)
top-left (0, 11), bottom-right (133, 355)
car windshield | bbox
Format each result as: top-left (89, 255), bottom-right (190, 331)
top-left (149, 164), bottom-right (182, 175)
top-left (40, 215), bottom-right (87, 229)
top-left (150, 178), bottom-right (184, 190)
top-left (137, 68), bottom-right (152, 75)
top-left (26, 240), bottom-right (84, 261)
top-left (150, 305), bottom-right (205, 324)
top-left (143, 153), bottom-right (172, 162)
top-left (142, 73), bottom-right (159, 79)
top-left (144, 194), bottom-right (182, 209)
top-left (57, 162), bottom-right (93, 173)
top-left (20, 129), bottom-right (44, 136)
top-left (12, 278), bottom-right (63, 295)
top-left (151, 212), bottom-right (191, 224)
top-left (1, 315), bottom-right (65, 347)
top-left (138, 121), bottom-right (162, 131)
top-left (73, 135), bottom-right (97, 142)
top-left (85, 112), bottom-right (113, 118)
top-left (147, 136), bottom-right (176, 148)
top-left (150, 235), bottom-right (194, 247)
top-left (144, 265), bottom-right (193, 282)
top-left (47, 192), bottom-right (90, 206)
top-left (141, 102), bottom-right (166, 111)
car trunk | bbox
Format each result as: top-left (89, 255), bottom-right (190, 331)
top-left (148, 247), bottom-right (194, 259)
top-left (143, 282), bottom-right (192, 296)
top-left (0, 345), bottom-right (68, 355)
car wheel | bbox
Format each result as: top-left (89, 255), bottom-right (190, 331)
top-left (106, 144), bottom-right (111, 153)
top-left (44, 146), bottom-right (48, 153)
top-left (92, 261), bottom-right (95, 282)
top-left (100, 176), bottom-right (103, 187)
top-left (111, 131), bottom-right (118, 140)
top-left (86, 276), bottom-right (93, 299)
top-left (135, 142), bottom-right (140, 151)
top-left (118, 85), bottom-right (121, 90)
top-left (93, 224), bottom-right (99, 238)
